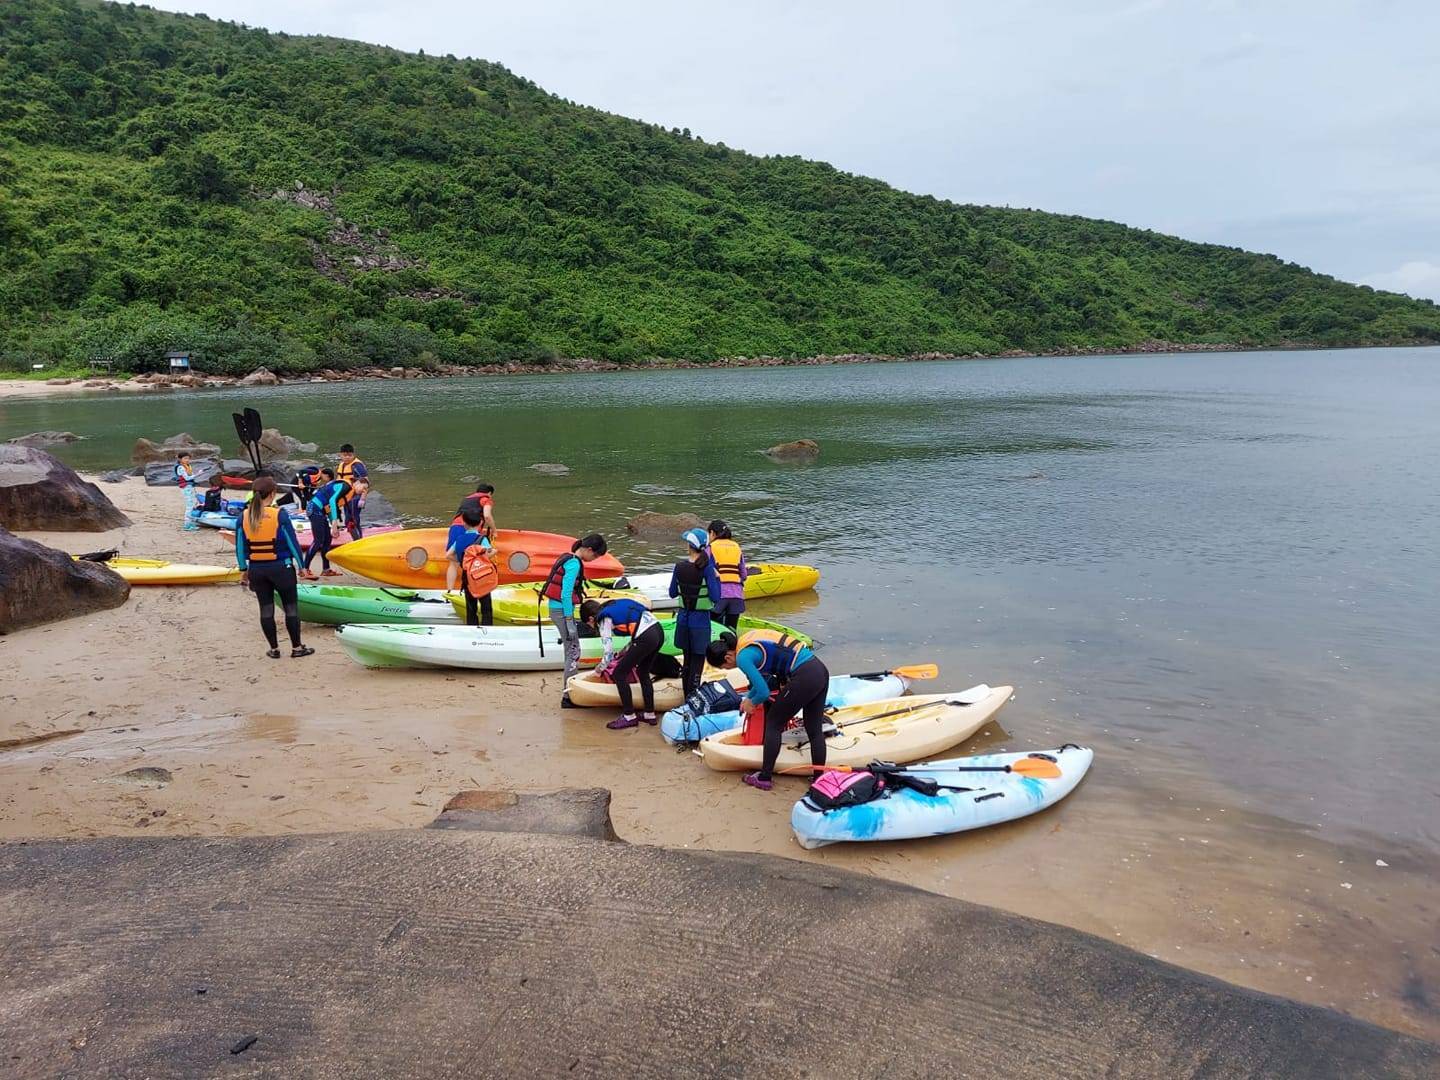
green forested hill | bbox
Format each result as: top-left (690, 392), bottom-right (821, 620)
top-left (2, 0), bottom-right (1437, 373)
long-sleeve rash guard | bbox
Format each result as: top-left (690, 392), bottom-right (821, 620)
top-left (235, 511), bottom-right (306, 570)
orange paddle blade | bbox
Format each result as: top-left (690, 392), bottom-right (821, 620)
top-left (890, 663), bottom-right (939, 681)
top-left (1010, 757), bottom-right (1062, 779)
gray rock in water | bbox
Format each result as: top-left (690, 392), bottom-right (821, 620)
top-left (0, 446), bottom-right (131, 531)
top-left (7, 431), bottom-right (85, 448)
top-left (131, 434), bottom-right (221, 465)
top-left (528, 462), bottom-right (570, 476)
top-left (358, 490), bottom-right (400, 526)
top-left (370, 462), bottom-right (409, 473)
top-left (250, 428), bottom-right (318, 463)
top-left (626, 511), bottom-right (704, 538)
top-left (221, 458), bottom-right (257, 478)
top-left (763, 439), bottom-right (820, 461)
top-left (0, 527), bottom-right (129, 633)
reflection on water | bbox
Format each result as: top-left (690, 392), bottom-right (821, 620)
top-left (4, 348), bottom-right (1439, 854)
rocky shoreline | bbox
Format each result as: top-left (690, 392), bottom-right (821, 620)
top-left (13, 338), bottom-right (1433, 397)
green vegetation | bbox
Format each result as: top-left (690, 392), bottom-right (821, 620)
top-left (2, 0), bottom-right (1437, 374)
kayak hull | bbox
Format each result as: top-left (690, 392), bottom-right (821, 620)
top-left (296, 584), bottom-right (460, 625)
top-left (94, 557), bottom-right (241, 585)
top-left (698, 685), bottom-right (1012, 773)
top-left (660, 672), bottom-right (911, 744)
top-left (791, 744), bottom-right (1093, 849)
top-left (327, 528), bottom-right (626, 588)
top-left (450, 583), bottom-right (649, 625)
top-left (566, 667), bottom-right (751, 712)
top-left (217, 522), bottom-right (403, 548)
top-left (616, 563), bottom-right (820, 610)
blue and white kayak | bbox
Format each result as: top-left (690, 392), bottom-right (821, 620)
top-left (790, 744), bottom-right (1093, 850)
top-left (191, 505), bottom-right (303, 530)
top-left (660, 672), bottom-right (911, 745)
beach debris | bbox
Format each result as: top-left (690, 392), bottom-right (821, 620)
top-left (529, 462), bottom-right (571, 475)
top-left (1376, 859), bottom-right (1388, 867)
top-left (7, 431), bottom-right (85, 448)
top-left (626, 511), bottom-right (704, 538)
top-left (0, 447), bottom-right (131, 532)
top-left (762, 438), bottom-right (820, 461)
top-left (114, 766), bottom-right (173, 788)
top-left (231, 1035), bottom-right (259, 1055)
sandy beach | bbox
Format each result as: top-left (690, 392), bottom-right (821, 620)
top-left (3, 475), bottom-right (1436, 1041)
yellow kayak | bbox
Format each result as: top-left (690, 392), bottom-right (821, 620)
top-left (447, 582), bottom-right (649, 624)
top-left (697, 685), bottom-right (1013, 773)
top-left (614, 563), bottom-right (821, 610)
top-left (91, 556), bottom-right (242, 586)
top-left (565, 666), bottom-right (748, 711)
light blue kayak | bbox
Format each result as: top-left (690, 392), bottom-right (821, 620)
top-left (659, 672), bottom-right (911, 745)
top-left (790, 744), bottom-right (1093, 849)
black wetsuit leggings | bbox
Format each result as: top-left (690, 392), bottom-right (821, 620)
top-left (613, 623), bottom-right (663, 714)
top-left (249, 561), bottom-right (301, 650)
top-left (759, 658), bottom-right (830, 781)
top-left (462, 584), bottom-right (494, 626)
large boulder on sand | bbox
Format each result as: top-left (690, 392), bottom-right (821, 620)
top-left (130, 434), bottom-right (221, 465)
top-left (7, 431), bottom-right (85, 448)
top-left (626, 511), bottom-right (704, 539)
top-left (0, 528), bottom-right (129, 633)
top-left (763, 438), bottom-right (820, 461)
top-left (0, 446), bottom-right (130, 532)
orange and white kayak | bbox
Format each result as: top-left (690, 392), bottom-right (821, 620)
top-left (325, 528), bottom-right (625, 589)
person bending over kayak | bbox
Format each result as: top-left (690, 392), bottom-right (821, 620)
top-left (336, 443), bottom-right (368, 540)
top-left (447, 507), bottom-right (496, 626)
top-left (671, 528), bottom-right (724, 697)
top-left (236, 476), bottom-right (313, 660)
top-left (454, 482), bottom-right (496, 539)
top-left (706, 629), bottom-right (829, 791)
top-left (541, 533), bottom-right (608, 708)
top-left (706, 519), bottom-right (748, 631)
top-left (299, 467), bottom-right (350, 580)
top-left (580, 598), bottom-right (663, 729)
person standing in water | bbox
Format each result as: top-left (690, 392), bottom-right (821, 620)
top-left (236, 476), bottom-right (313, 660)
top-left (670, 528), bottom-right (723, 697)
top-left (299, 467), bottom-right (349, 581)
top-left (335, 443), bottom-right (368, 540)
top-left (174, 452), bottom-right (199, 531)
top-left (540, 533), bottom-right (608, 708)
top-left (580, 597), bottom-right (662, 730)
top-left (706, 629), bottom-right (829, 791)
top-left (454, 482), bottom-right (496, 540)
top-left (706, 519), bottom-right (748, 631)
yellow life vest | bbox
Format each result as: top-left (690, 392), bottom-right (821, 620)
top-left (240, 505), bottom-right (282, 561)
top-left (710, 538), bottom-right (743, 585)
top-left (336, 458), bottom-right (364, 503)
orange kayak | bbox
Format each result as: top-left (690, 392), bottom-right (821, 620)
top-left (325, 528), bottom-right (625, 588)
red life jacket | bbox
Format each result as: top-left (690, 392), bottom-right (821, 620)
top-left (541, 552), bottom-right (585, 606)
top-left (452, 492), bottom-right (494, 527)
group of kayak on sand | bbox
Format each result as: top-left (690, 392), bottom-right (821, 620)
top-left (217, 451), bottom-right (827, 792)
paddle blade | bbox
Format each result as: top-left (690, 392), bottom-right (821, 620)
top-left (1012, 757), bottom-right (1062, 779)
top-left (243, 407), bottom-right (263, 442)
top-left (890, 663), bottom-right (938, 681)
top-left (231, 412), bottom-right (248, 443)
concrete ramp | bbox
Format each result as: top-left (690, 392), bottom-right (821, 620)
top-left (1, 813), bottom-right (1435, 1078)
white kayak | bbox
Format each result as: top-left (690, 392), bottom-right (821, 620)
top-left (332, 622), bottom-right (607, 672)
top-left (660, 672), bottom-right (912, 744)
top-left (790, 744), bottom-right (1093, 849)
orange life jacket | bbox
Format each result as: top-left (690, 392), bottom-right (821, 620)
top-left (336, 457), bottom-right (364, 503)
top-left (735, 628), bottom-right (807, 678)
top-left (240, 505), bottom-right (283, 561)
top-left (710, 538), bottom-right (743, 585)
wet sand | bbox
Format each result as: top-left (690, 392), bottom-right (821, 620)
top-left (3, 477), bottom-right (1437, 1041)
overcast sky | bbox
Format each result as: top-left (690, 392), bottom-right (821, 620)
top-left (151, 0), bottom-right (1440, 300)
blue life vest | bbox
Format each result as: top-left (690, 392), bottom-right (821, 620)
top-left (599, 598), bottom-right (650, 636)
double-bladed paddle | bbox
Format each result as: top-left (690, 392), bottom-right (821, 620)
top-left (782, 756), bottom-right (1062, 780)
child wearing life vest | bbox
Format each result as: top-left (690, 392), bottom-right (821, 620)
top-left (541, 533), bottom-right (608, 708)
top-left (447, 507), bottom-right (496, 626)
top-left (200, 473), bottom-right (225, 514)
top-left (299, 467), bottom-right (350, 580)
top-left (236, 476), bottom-right (313, 660)
top-left (453, 483), bottom-right (496, 539)
top-left (706, 629), bottom-right (829, 791)
top-left (670, 529), bottom-right (724, 697)
top-left (335, 443), bottom-right (368, 540)
top-left (580, 598), bottom-right (663, 729)
top-left (706, 519), bottom-right (748, 630)
top-left (175, 452), bottom-right (199, 530)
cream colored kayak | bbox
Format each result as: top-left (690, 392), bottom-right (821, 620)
top-left (565, 667), bottom-right (749, 711)
top-left (448, 582), bottom-right (649, 625)
top-left (79, 556), bottom-right (242, 585)
top-left (697, 684), bottom-right (1012, 773)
